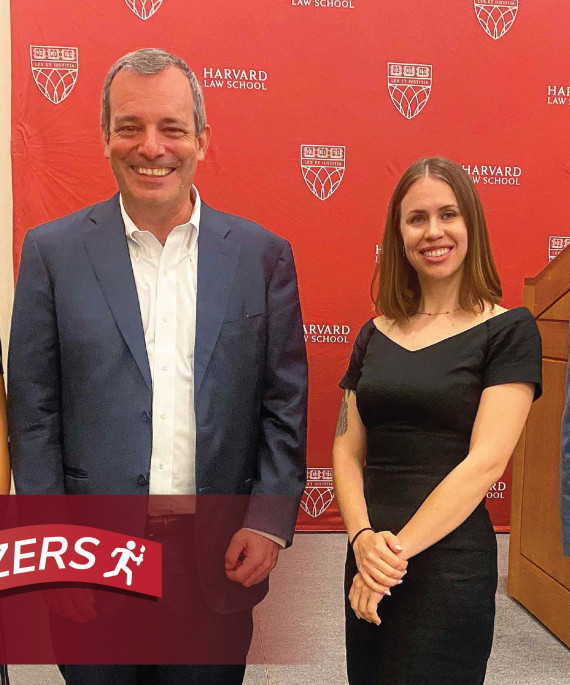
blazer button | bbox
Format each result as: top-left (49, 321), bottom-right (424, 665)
top-left (137, 474), bottom-right (148, 486)
top-left (142, 411), bottom-right (150, 422)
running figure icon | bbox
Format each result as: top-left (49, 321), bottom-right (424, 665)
top-left (103, 540), bottom-right (145, 587)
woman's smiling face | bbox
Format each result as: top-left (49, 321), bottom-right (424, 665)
top-left (399, 175), bottom-right (468, 289)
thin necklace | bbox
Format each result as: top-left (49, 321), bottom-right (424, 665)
top-left (417, 307), bottom-right (461, 316)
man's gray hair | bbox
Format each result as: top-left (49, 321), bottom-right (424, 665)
top-left (101, 48), bottom-right (206, 139)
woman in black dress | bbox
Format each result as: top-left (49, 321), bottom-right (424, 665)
top-left (332, 157), bottom-right (542, 684)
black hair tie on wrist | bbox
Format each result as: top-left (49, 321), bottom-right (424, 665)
top-left (350, 527), bottom-right (375, 548)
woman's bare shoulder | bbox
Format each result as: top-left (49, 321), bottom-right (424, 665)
top-left (372, 314), bottom-right (394, 334)
top-left (486, 304), bottom-right (508, 319)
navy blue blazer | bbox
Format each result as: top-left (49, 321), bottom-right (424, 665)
top-left (8, 194), bottom-right (308, 610)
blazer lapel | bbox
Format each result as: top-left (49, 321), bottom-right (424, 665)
top-left (82, 194), bottom-right (152, 390)
top-left (195, 203), bottom-right (240, 395)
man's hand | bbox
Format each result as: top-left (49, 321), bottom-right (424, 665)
top-left (42, 587), bottom-right (97, 623)
top-left (224, 529), bottom-right (279, 587)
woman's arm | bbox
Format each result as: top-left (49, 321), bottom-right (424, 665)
top-left (0, 376), bottom-right (11, 495)
top-left (332, 389), bottom-right (370, 539)
top-left (333, 390), bottom-right (407, 589)
top-left (396, 382), bottom-right (534, 560)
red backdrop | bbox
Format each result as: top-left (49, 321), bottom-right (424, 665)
top-left (10, 0), bottom-right (568, 531)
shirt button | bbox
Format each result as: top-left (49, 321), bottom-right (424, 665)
top-left (158, 463), bottom-right (164, 470)
top-left (162, 269), bottom-right (168, 276)
top-left (162, 315), bottom-right (170, 323)
top-left (160, 412), bottom-right (167, 420)
top-left (162, 365), bottom-right (168, 371)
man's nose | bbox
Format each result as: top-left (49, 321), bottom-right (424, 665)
top-left (138, 128), bottom-right (164, 158)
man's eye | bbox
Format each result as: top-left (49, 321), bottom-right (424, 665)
top-left (118, 126), bottom-right (138, 134)
top-left (164, 128), bottom-right (185, 136)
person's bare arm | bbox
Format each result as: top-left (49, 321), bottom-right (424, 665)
top-left (333, 390), bottom-right (407, 594)
top-left (396, 383), bottom-right (534, 560)
top-left (332, 389), bottom-right (370, 540)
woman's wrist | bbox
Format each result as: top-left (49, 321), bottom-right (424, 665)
top-left (394, 531), bottom-right (412, 561)
top-left (350, 526), bottom-right (375, 548)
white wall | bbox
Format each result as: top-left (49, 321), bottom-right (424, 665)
top-left (0, 0), bottom-right (13, 361)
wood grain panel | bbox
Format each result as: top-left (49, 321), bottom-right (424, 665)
top-left (521, 360), bottom-right (570, 587)
top-left (540, 289), bottom-right (570, 322)
top-left (508, 269), bottom-right (570, 649)
top-left (513, 555), bottom-right (570, 646)
top-left (536, 321), bottom-right (569, 360)
top-left (526, 244), bottom-right (570, 318)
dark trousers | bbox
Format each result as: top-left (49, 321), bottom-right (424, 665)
top-left (60, 665), bottom-right (246, 685)
top-left (59, 516), bottom-right (253, 685)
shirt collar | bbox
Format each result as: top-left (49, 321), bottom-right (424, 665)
top-left (121, 186), bottom-right (201, 253)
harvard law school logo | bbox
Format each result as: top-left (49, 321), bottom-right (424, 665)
top-left (301, 145), bottom-right (345, 201)
top-left (30, 46), bottom-right (78, 105)
top-left (301, 468), bottom-right (334, 518)
top-left (387, 63), bottom-right (432, 119)
top-left (549, 236), bottom-right (570, 262)
top-left (125, 0), bottom-right (163, 20)
top-left (462, 163), bottom-right (521, 186)
top-left (474, 1), bottom-right (518, 40)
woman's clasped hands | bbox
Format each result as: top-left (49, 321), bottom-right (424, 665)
top-left (349, 529), bottom-right (408, 625)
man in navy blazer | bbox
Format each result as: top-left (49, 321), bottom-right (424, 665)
top-left (8, 49), bottom-right (307, 684)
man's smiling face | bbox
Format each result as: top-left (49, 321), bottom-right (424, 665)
top-left (104, 66), bottom-right (209, 219)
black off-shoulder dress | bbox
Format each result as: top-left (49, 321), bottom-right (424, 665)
top-left (340, 308), bottom-right (542, 685)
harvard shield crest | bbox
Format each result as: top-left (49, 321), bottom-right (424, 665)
top-left (387, 63), bottom-right (432, 120)
top-left (30, 46), bottom-right (78, 105)
top-left (549, 236), bottom-right (570, 262)
top-left (300, 468), bottom-right (335, 518)
top-left (474, 0), bottom-right (518, 40)
top-left (300, 145), bottom-right (345, 201)
top-left (124, 0), bottom-right (163, 20)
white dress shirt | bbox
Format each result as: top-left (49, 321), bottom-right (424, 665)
top-left (122, 192), bottom-right (198, 507)
top-left (121, 189), bottom-right (284, 545)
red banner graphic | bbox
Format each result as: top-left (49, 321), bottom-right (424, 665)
top-left (0, 496), bottom-right (313, 664)
top-left (0, 524), bottom-right (161, 598)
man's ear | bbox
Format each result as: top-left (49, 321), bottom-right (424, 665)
top-left (197, 124), bottom-right (212, 161)
top-left (103, 130), bottom-right (110, 159)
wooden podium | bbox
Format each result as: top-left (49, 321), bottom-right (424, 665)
top-left (508, 247), bottom-right (570, 647)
